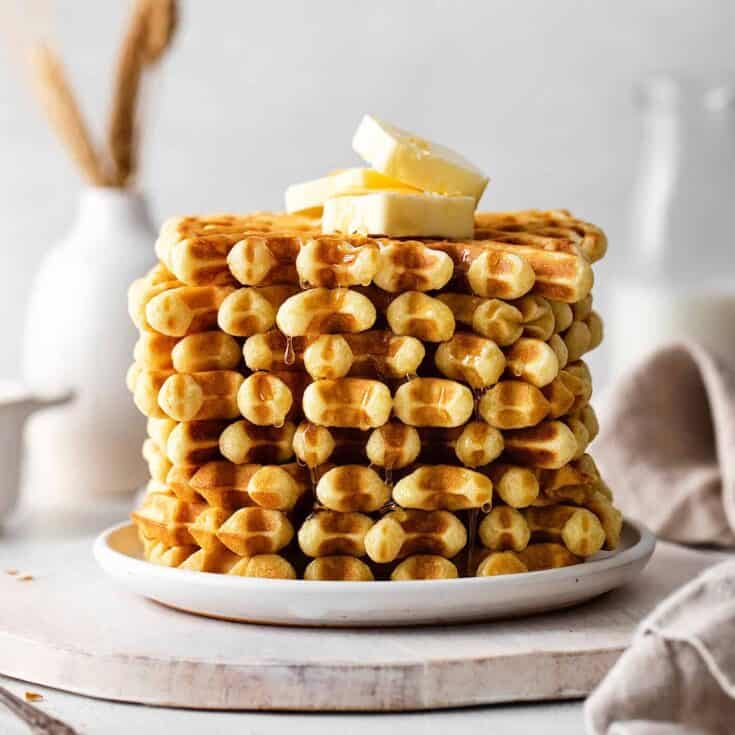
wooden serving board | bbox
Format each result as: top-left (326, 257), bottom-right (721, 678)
top-left (0, 529), bottom-right (725, 711)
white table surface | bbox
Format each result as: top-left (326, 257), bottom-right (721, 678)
top-left (0, 502), bottom-right (728, 735)
top-left (0, 676), bottom-right (586, 735)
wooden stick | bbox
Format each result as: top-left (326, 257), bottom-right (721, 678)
top-left (107, 0), bottom-right (178, 187)
top-left (28, 43), bottom-right (109, 186)
top-left (143, 0), bottom-right (177, 64)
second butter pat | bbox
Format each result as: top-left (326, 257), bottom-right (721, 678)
top-left (285, 168), bottom-right (419, 214)
top-left (352, 114), bottom-right (489, 202)
top-left (322, 192), bottom-right (475, 239)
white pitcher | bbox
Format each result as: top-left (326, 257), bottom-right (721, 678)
top-left (22, 187), bottom-right (156, 506)
top-left (0, 383), bottom-right (71, 522)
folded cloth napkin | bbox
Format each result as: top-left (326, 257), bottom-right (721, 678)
top-left (585, 559), bottom-right (735, 735)
top-left (594, 341), bottom-right (735, 547)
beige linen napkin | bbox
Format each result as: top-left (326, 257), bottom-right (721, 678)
top-left (594, 341), bottom-right (735, 546)
top-left (585, 559), bottom-right (735, 735)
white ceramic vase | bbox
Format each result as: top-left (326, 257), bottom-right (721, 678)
top-left (22, 187), bottom-right (156, 506)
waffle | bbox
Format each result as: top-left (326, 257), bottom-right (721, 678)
top-left (315, 465), bottom-right (390, 512)
top-left (158, 370), bottom-right (243, 422)
top-left (523, 505), bottom-right (605, 557)
top-left (191, 461), bottom-right (308, 510)
top-left (277, 288), bottom-right (377, 336)
top-left (237, 371), bottom-right (311, 426)
top-left (364, 509), bottom-right (467, 563)
top-left (129, 204), bottom-right (622, 585)
top-left (475, 542), bottom-right (579, 576)
top-left (478, 506), bottom-right (531, 552)
top-left (157, 211), bottom-right (598, 304)
top-left (244, 330), bottom-right (425, 380)
top-left (393, 377), bottom-right (473, 427)
top-left (386, 291), bottom-right (456, 342)
top-left (298, 510), bottom-right (374, 557)
top-left (391, 555), bottom-right (459, 580)
top-left (472, 209), bottom-right (607, 263)
top-left (392, 465), bottom-right (493, 510)
top-left (155, 212), bottom-right (319, 274)
top-left (434, 333), bottom-right (506, 389)
top-left (219, 420), bottom-right (296, 464)
top-left (304, 556), bottom-right (374, 581)
top-left (303, 378), bottom-right (392, 429)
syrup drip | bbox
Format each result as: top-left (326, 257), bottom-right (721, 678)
top-left (378, 499), bottom-right (398, 515)
top-left (459, 247), bottom-right (472, 268)
top-left (384, 466), bottom-right (393, 489)
top-left (466, 508), bottom-right (480, 577)
top-left (284, 336), bottom-right (296, 366)
top-left (472, 387), bottom-right (484, 421)
top-left (308, 465), bottom-right (319, 490)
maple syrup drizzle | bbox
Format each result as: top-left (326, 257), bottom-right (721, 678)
top-left (308, 465), bottom-right (319, 491)
top-left (384, 466), bottom-right (393, 490)
top-left (472, 387), bottom-right (484, 421)
top-left (283, 335), bottom-right (296, 366)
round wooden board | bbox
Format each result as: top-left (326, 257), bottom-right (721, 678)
top-left (0, 528), bottom-right (721, 711)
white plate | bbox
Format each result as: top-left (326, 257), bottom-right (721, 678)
top-left (94, 520), bottom-right (655, 627)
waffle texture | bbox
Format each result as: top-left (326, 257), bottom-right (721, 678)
top-left (129, 210), bottom-right (620, 580)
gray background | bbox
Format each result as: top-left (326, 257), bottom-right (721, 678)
top-left (1, 0), bottom-right (733, 381)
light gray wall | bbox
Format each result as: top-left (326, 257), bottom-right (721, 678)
top-left (1, 0), bottom-right (733, 382)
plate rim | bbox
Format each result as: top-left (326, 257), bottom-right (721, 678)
top-left (93, 518), bottom-right (656, 591)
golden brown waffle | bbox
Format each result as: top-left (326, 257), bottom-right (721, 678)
top-left (393, 377), bottom-right (473, 428)
top-left (191, 507), bottom-right (295, 556)
top-left (391, 555), bottom-right (459, 580)
top-left (181, 548), bottom-right (298, 578)
top-left (303, 556), bottom-right (374, 581)
top-left (158, 370), bottom-right (243, 422)
top-left (218, 285), bottom-right (298, 337)
top-left (386, 291), bottom-right (456, 342)
top-left (189, 460), bottom-right (309, 511)
top-left (435, 333), bottom-right (506, 389)
top-left (132, 490), bottom-right (207, 546)
top-left (478, 506), bottom-right (531, 552)
top-left (364, 509), bottom-right (467, 563)
top-left (157, 210), bottom-right (600, 305)
top-left (243, 330), bottom-right (425, 379)
top-left (472, 209), bottom-right (607, 263)
top-left (142, 534), bottom-right (298, 578)
top-left (277, 288), bottom-right (377, 336)
top-left (129, 206), bottom-right (622, 583)
top-left (315, 465), bottom-right (390, 512)
top-left (487, 464), bottom-right (540, 508)
top-left (392, 465), bottom-right (493, 510)
top-left (142, 437), bottom-right (171, 483)
top-left (237, 371), bottom-right (311, 426)
top-left (475, 542), bottom-right (580, 576)
top-left (167, 420), bottom-right (229, 465)
top-left (219, 420), bottom-right (296, 464)
top-left (523, 505), bottom-right (605, 557)
top-left (303, 378), bottom-right (392, 429)
top-left (155, 212), bottom-right (320, 274)
top-left (298, 510), bottom-right (374, 557)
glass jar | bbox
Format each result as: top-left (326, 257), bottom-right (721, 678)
top-left (608, 75), bottom-right (735, 377)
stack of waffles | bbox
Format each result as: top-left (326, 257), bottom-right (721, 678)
top-left (128, 207), bottom-right (623, 581)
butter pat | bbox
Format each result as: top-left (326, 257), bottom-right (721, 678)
top-left (322, 192), bottom-right (475, 239)
top-left (286, 168), bottom-right (419, 214)
top-left (352, 115), bottom-right (489, 202)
